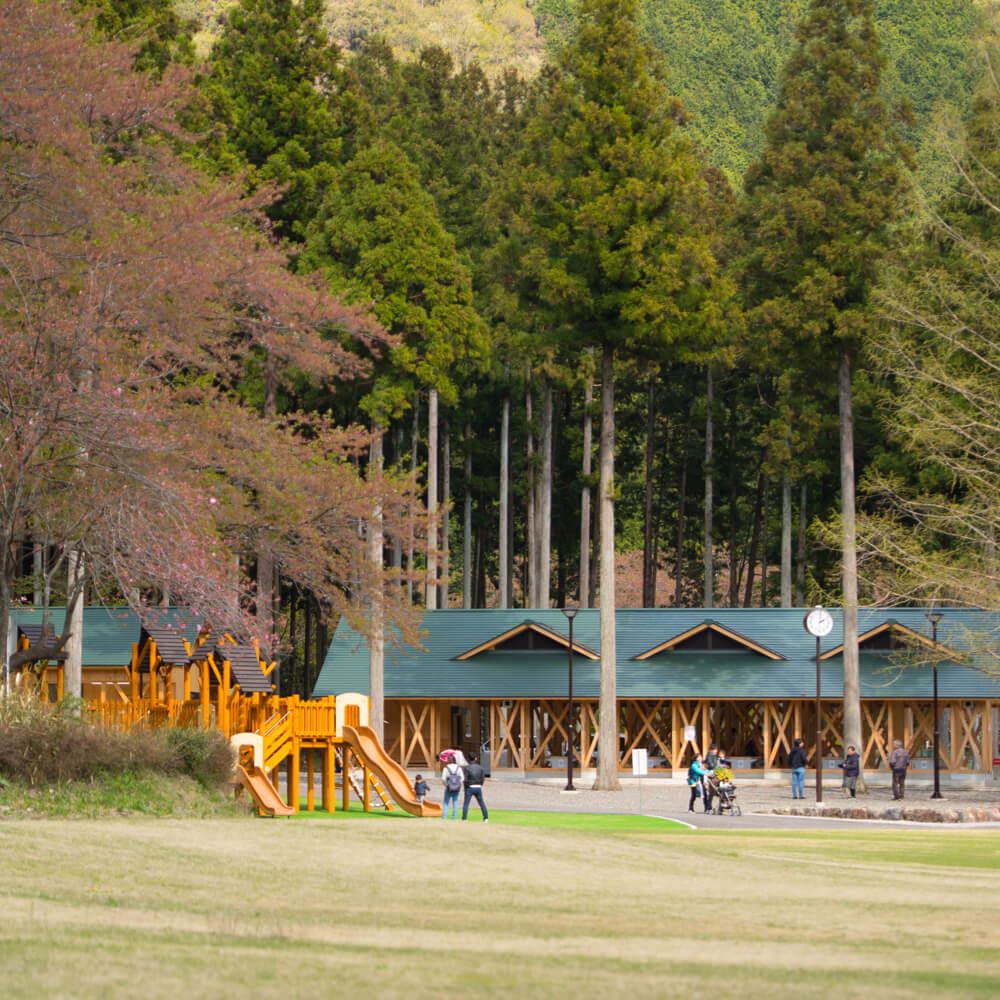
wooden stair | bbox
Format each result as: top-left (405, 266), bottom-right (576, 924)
top-left (261, 712), bottom-right (294, 772)
top-left (346, 748), bottom-right (393, 811)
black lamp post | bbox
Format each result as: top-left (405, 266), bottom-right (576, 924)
top-left (804, 606), bottom-right (834, 805)
top-left (562, 606), bottom-right (579, 792)
top-left (926, 609), bottom-right (944, 799)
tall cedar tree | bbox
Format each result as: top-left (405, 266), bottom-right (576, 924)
top-left (197, 0), bottom-right (351, 241)
top-left (496, 0), bottom-right (725, 789)
top-left (859, 30), bottom-right (1000, 618)
top-left (299, 138), bottom-right (487, 421)
top-left (739, 0), bottom-right (911, 779)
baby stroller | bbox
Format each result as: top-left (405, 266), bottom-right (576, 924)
top-left (706, 769), bottom-right (741, 816)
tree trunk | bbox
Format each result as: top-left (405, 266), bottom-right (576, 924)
top-left (0, 570), bottom-right (12, 693)
top-left (839, 352), bottom-right (863, 791)
top-left (368, 429), bottom-right (385, 738)
top-left (464, 423), bottom-right (473, 610)
top-left (674, 440), bottom-right (688, 608)
top-left (256, 553), bottom-right (275, 659)
top-left (426, 388), bottom-right (438, 609)
top-left (536, 378), bottom-right (553, 608)
top-left (728, 401), bottom-right (739, 607)
top-left (303, 594), bottom-right (313, 694)
top-left (796, 481), bottom-right (807, 606)
top-left (595, 343), bottom-right (621, 791)
top-left (760, 478), bottom-right (770, 607)
top-left (392, 426), bottom-right (403, 573)
top-left (703, 366), bottom-right (714, 608)
top-left (642, 371), bottom-right (657, 607)
top-left (440, 430), bottom-right (450, 609)
top-left (64, 547), bottom-right (85, 699)
top-left (744, 470), bottom-right (764, 608)
top-left (580, 375), bottom-right (593, 608)
top-left (526, 380), bottom-right (536, 606)
top-left (407, 403), bottom-right (419, 605)
top-left (32, 540), bottom-right (43, 605)
top-left (499, 392), bottom-right (510, 608)
top-left (781, 475), bottom-right (793, 607)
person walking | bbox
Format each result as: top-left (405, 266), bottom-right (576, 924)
top-left (702, 745), bottom-right (719, 811)
top-left (788, 737), bottom-right (808, 799)
top-left (889, 739), bottom-right (911, 800)
top-left (441, 753), bottom-right (463, 819)
top-left (461, 753), bottom-right (489, 822)
top-left (687, 753), bottom-right (708, 813)
top-left (841, 745), bottom-right (861, 798)
top-left (413, 774), bottom-right (429, 805)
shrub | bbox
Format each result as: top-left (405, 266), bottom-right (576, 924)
top-left (0, 693), bottom-right (234, 789)
top-left (165, 726), bottom-right (236, 788)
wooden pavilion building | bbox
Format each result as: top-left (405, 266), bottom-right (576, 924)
top-left (313, 607), bottom-right (1000, 783)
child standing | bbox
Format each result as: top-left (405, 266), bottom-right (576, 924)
top-left (414, 774), bottom-right (429, 804)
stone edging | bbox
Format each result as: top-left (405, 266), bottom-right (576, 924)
top-left (768, 805), bottom-right (1000, 823)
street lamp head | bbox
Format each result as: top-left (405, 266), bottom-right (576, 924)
top-left (925, 609), bottom-right (944, 626)
top-left (562, 606), bottom-right (579, 621)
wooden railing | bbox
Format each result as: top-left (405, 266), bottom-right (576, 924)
top-left (83, 692), bottom-right (341, 746)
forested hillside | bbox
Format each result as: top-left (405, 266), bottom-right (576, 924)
top-left (180, 0), bottom-right (986, 184)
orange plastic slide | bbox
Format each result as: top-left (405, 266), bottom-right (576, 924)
top-left (237, 764), bottom-right (296, 817)
top-left (341, 725), bottom-right (442, 817)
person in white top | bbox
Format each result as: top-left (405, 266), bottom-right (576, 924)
top-left (441, 753), bottom-right (463, 819)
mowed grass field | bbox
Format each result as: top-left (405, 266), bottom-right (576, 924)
top-left (2, 811), bottom-right (998, 999)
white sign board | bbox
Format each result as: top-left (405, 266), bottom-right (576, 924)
top-left (632, 748), bottom-right (648, 777)
top-left (684, 725), bottom-right (696, 743)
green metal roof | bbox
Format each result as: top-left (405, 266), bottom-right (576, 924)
top-left (9, 607), bottom-right (198, 667)
top-left (313, 607), bottom-right (1000, 700)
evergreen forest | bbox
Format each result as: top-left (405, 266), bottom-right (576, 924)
top-left (4, 0), bottom-right (1000, 720)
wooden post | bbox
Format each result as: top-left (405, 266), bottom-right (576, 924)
top-left (219, 660), bottom-right (230, 735)
top-left (322, 743), bottom-right (333, 812)
top-left (56, 664), bottom-right (64, 701)
top-left (763, 699), bottom-right (773, 773)
top-left (148, 641), bottom-right (158, 707)
top-left (290, 742), bottom-right (300, 812)
top-left (342, 746), bottom-right (350, 812)
top-left (130, 643), bottom-right (140, 706)
top-left (984, 700), bottom-right (995, 776)
top-left (201, 661), bottom-right (210, 729)
top-left (307, 748), bottom-right (315, 812)
top-left (671, 700), bottom-right (679, 770)
top-left (183, 666), bottom-right (191, 702)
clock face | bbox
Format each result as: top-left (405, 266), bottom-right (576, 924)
top-left (804, 607), bottom-right (834, 637)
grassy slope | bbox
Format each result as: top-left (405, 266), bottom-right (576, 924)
top-left (2, 812), bottom-right (998, 998)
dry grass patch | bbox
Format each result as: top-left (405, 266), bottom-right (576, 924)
top-left (1, 816), bottom-right (998, 998)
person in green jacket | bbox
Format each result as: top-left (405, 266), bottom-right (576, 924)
top-left (687, 753), bottom-right (708, 813)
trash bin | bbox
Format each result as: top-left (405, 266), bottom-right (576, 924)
top-left (993, 757), bottom-right (1000, 780)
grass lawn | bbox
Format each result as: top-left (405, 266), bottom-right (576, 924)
top-left (1, 811), bottom-right (998, 999)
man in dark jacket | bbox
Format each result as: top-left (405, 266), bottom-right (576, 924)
top-left (888, 739), bottom-right (911, 800)
top-left (461, 754), bottom-right (489, 822)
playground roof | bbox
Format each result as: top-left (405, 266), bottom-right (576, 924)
top-left (10, 606), bottom-right (166, 666)
top-left (312, 607), bottom-right (1000, 701)
top-left (9, 607), bottom-right (273, 693)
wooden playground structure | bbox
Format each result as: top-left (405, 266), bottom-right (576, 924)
top-left (9, 623), bottom-right (440, 818)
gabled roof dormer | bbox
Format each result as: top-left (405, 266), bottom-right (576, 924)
top-left (634, 621), bottom-right (784, 661)
top-left (820, 621), bottom-right (962, 660)
top-left (455, 621), bottom-right (599, 661)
